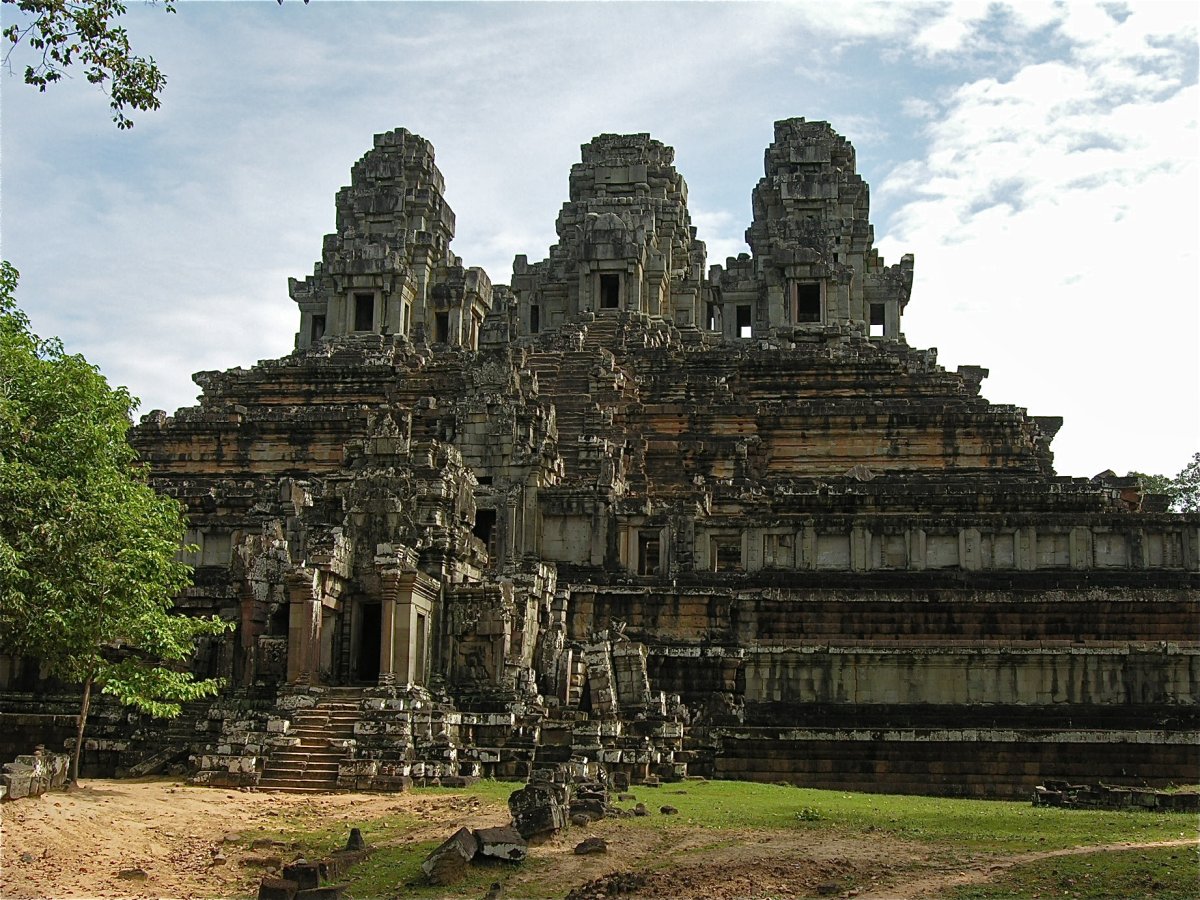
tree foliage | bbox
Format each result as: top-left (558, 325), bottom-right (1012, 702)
top-left (0, 262), bottom-right (230, 780)
top-left (1, 0), bottom-right (174, 129)
top-left (1128, 453), bottom-right (1200, 513)
top-left (1169, 452), bottom-right (1200, 513)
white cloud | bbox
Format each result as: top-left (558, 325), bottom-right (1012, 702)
top-left (876, 7), bottom-right (1198, 476)
top-left (2, 0), bottom-right (1195, 476)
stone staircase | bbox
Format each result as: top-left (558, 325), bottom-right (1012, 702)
top-left (258, 691), bottom-right (362, 793)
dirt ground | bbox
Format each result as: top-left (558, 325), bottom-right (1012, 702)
top-left (0, 780), bottom-right (1194, 900)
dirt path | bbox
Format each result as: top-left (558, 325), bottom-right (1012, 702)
top-left (0, 779), bottom-right (504, 900)
top-left (856, 838), bottom-right (1199, 900)
top-left (1, 780), bottom-right (1194, 900)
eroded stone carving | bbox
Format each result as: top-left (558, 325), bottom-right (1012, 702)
top-left (2, 119), bottom-right (1195, 799)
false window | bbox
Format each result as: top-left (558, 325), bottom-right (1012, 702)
top-left (530, 304), bottom-right (540, 334)
top-left (637, 532), bottom-right (661, 576)
top-left (763, 533), bottom-right (795, 568)
top-left (310, 314), bottom-right (326, 342)
top-left (354, 293), bottom-right (374, 331)
top-left (401, 301), bottom-right (411, 336)
top-left (600, 274), bottom-right (620, 309)
top-left (869, 303), bottom-right (885, 337)
top-left (796, 283), bottom-right (821, 323)
top-left (736, 305), bottom-right (752, 339)
top-left (712, 537), bottom-right (743, 572)
top-left (435, 311), bottom-right (450, 343)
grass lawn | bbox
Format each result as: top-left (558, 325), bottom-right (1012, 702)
top-left (245, 780), bottom-right (1198, 899)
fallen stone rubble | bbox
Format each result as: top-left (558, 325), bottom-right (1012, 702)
top-left (256, 829), bottom-right (371, 900)
top-left (1, 746), bottom-right (69, 801)
top-left (1033, 780), bottom-right (1199, 812)
top-left (422, 764), bottom-right (656, 885)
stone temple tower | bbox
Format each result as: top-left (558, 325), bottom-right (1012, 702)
top-left (510, 133), bottom-right (708, 335)
top-left (10, 118), bottom-right (1190, 802)
top-left (711, 118), bottom-right (913, 341)
top-left (289, 128), bottom-right (493, 351)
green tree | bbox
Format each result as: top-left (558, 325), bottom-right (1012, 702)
top-left (1127, 471), bottom-right (1173, 496)
top-left (1128, 455), bottom-right (1200, 514)
top-left (1, 0), bottom-right (176, 129)
top-left (0, 262), bottom-right (230, 785)
top-left (1169, 452), bottom-right (1199, 513)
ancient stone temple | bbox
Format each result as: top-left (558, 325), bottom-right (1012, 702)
top-left (5, 119), bottom-right (1197, 798)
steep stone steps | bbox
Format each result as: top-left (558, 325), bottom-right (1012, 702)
top-left (258, 696), bottom-right (362, 793)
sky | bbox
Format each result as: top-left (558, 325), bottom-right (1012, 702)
top-left (1, 0), bottom-right (1197, 479)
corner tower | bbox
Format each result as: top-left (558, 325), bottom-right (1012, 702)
top-left (290, 128), bottom-right (492, 351)
top-left (711, 118), bottom-right (913, 341)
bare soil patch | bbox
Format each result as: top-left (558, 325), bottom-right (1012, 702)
top-left (0, 778), bottom-right (493, 899)
top-left (2, 780), bottom-right (1193, 900)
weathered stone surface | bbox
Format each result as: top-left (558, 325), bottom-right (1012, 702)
top-left (574, 836), bottom-right (608, 855)
top-left (257, 877), bottom-right (299, 900)
top-left (421, 827), bottom-right (479, 885)
top-left (508, 782), bottom-right (568, 839)
top-left (473, 825), bottom-right (527, 862)
top-left (280, 863), bottom-right (319, 891)
top-left (5, 118), bottom-right (1192, 803)
top-left (1, 748), bottom-right (70, 802)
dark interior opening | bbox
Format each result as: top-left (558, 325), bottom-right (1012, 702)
top-left (796, 283), bottom-right (821, 323)
top-left (435, 311), bottom-right (450, 343)
top-left (600, 274), bottom-right (620, 309)
top-left (269, 602), bottom-right (290, 636)
top-left (354, 293), bottom-right (374, 332)
top-left (870, 303), bottom-right (885, 337)
top-left (356, 603), bottom-right (381, 682)
top-left (706, 302), bottom-right (720, 331)
top-left (473, 509), bottom-right (498, 559)
top-left (310, 314), bottom-right (326, 342)
top-left (414, 613), bottom-right (426, 685)
top-left (530, 304), bottom-right (540, 334)
top-left (736, 305), bottom-right (752, 339)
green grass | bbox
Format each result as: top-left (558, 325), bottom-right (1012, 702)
top-left (946, 845), bottom-right (1200, 899)
top-left (605, 780), bottom-right (1191, 852)
top-left (247, 780), bottom-right (1196, 900)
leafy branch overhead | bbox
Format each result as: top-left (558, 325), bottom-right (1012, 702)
top-left (2, 0), bottom-right (307, 129)
top-left (1, 0), bottom-right (176, 129)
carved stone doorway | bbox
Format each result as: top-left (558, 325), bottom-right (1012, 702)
top-left (355, 602), bottom-right (382, 683)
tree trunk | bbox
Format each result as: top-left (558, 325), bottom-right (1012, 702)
top-left (69, 671), bottom-right (94, 789)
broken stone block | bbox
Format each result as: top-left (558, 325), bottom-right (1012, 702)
top-left (421, 827), bottom-right (479, 885)
top-left (633, 803), bottom-right (648, 816)
top-left (281, 862), bottom-right (320, 891)
top-left (508, 781), bottom-right (568, 840)
top-left (569, 797), bottom-right (607, 822)
top-left (257, 877), bottom-right (299, 900)
top-left (473, 825), bottom-right (527, 862)
top-left (295, 886), bottom-right (347, 900)
top-left (659, 805), bottom-right (678, 815)
top-left (574, 836), bottom-right (608, 855)
top-left (345, 828), bottom-right (366, 851)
